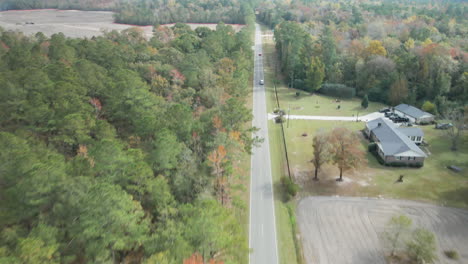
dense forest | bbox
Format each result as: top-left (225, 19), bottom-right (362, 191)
top-left (0, 8), bottom-right (256, 262)
top-left (114, 0), bottom-right (258, 25)
top-left (258, 0), bottom-right (467, 113)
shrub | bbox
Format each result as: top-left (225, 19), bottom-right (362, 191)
top-left (406, 228), bottom-right (437, 264)
top-left (421, 101), bottom-right (436, 114)
top-left (275, 116), bottom-right (284, 123)
top-left (409, 162), bottom-right (423, 168)
top-left (319, 83), bottom-right (356, 98)
top-left (273, 108), bottom-right (285, 115)
top-left (444, 250), bottom-right (459, 260)
top-left (368, 142), bottom-right (377, 152)
top-left (281, 177), bottom-right (298, 201)
top-left (295, 91), bottom-right (301, 97)
top-left (375, 154), bottom-right (385, 165)
top-left (388, 162), bottom-right (407, 167)
top-left (293, 79), bottom-right (305, 90)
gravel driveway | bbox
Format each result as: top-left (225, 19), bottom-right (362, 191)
top-left (268, 112), bottom-right (385, 122)
top-left (297, 196), bottom-right (468, 264)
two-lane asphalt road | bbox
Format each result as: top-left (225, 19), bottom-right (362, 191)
top-left (249, 23), bottom-right (279, 264)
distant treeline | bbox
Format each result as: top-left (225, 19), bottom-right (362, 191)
top-left (1, 0), bottom-right (259, 25)
top-left (114, 0), bottom-right (258, 25)
top-left (259, 0), bottom-right (467, 112)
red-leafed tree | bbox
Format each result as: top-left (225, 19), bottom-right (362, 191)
top-left (89, 97), bottom-right (102, 118)
top-left (183, 252), bottom-right (225, 264)
top-left (170, 68), bottom-right (185, 85)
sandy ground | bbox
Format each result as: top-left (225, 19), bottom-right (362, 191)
top-left (0, 9), bottom-right (154, 39)
top-left (0, 9), bottom-right (245, 39)
top-left (297, 197), bottom-right (468, 264)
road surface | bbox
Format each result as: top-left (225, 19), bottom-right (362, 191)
top-left (249, 23), bottom-right (279, 264)
top-left (297, 196), bottom-right (468, 264)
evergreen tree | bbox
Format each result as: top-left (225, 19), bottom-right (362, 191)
top-left (361, 94), bottom-right (369, 109)
top-left (305, 57), bottom-right (325, 92)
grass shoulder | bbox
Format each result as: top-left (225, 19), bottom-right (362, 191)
top-left (284, 118), bottom-right (468, 208)
top-left (262, 25), bottom-right (303, 264)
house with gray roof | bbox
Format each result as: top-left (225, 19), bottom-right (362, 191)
top-left (365, 118), bottom-right (427, 166)
top-left (394, 104), bottom-right (434, 124)
top-left (397, 127), bottom-right (424, 144)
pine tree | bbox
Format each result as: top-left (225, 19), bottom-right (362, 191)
top-left (361, 94), bottom-right (369, 109)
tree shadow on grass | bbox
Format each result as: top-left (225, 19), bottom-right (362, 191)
top-left (440, 187), bottom-right (468, 208)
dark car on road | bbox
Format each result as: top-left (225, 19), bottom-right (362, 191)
top-left (379, 108), bottom-right (391, 113)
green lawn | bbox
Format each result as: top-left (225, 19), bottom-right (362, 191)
top-left (261, 25), bottom-right (468, 209)
top-left (261, 24), bottom-right (301, 264)
top-left (261, 36), bottom-right (386, 117)
top-left (261, 23), bottom-right (468, 264)
top-left (281, 118), bottom-right (468, 209)
top-left (275, 88), bottom-right (386, 117)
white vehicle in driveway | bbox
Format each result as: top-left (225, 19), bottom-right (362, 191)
top-left (259, 79), bottom-right (264, 85)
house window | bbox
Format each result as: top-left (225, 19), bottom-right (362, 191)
top-left (416, 136), bottom-right (421, 141)
top-left (397, 156), bottom-right (401, 160)
top-left (408, 157), bottom-right (411, 160)
top-left (411, 136), bottom-right (415, 141)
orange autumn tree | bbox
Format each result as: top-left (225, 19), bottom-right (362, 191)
top-left (183, 253), bottom-right (224, 264)
top-left (329, 127), bottom-right (366, 182)
top-left (208, 145), bottom-right (229, 205)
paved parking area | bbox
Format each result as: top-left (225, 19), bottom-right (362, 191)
top-left (297, 197), bottom-right (468, 264)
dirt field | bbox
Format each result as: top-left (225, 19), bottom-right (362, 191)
top-left (0, 9), bottom-right (154, 38)
top-left (297, 197), bottom-right (468, 264)
top-left (0, 10), bottom-right (245, 39)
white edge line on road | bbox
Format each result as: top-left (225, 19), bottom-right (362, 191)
top-left (248, 141), bottom-right (254, 263)
top-left (266, 125), bottom-right (279, 264)
top-left (259, 26), bottom-right (279, 264)
top-left (249, 25), bottom-right (279, 264)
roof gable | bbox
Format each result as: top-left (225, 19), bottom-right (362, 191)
top-left (397, 127), bottom-right (424, 137)
top-left (394, 104), bottom-right (434, 119)
top-left (369, 118), bottom-right (426, 157)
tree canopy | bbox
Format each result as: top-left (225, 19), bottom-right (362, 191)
top-left (259, 0), bottom-right (467, 109)
top-left (0, 19), bottom-right (254, 263)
